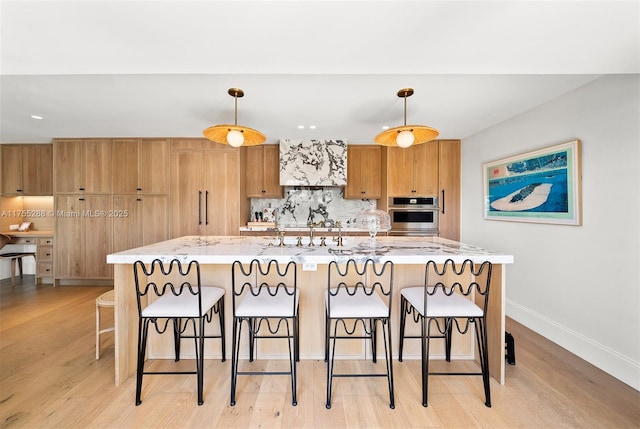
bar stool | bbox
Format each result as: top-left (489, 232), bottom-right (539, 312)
top-left (133, 259), bottom-right (226, 406)
top-left (398, 259), bottom-right (493, 407)
top-left (96, 289), bottom-right (115, 359)
top-left (325, 259), bottom-right (395, 409)
top-left (230, 259), bottom-right (299, 406)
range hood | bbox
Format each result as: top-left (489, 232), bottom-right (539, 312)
top-left (279, 139), bottom-right (347, 186)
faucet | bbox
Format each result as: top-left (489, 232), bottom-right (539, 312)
top-left (332, 221), bottom-right (344, 247)
top-left (307, 220), bottom-right (325, 246)
top-left (277, 230), bottom-right (286, 247)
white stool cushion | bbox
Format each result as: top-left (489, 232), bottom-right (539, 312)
top-left (401, 286), bottom-right (483, 318)
top-left (326, 288), bottom-right (389, 319)
top-left (235, 289), bottom-right (298, 318)
top-left (142, 286), bottom-right (225, 318)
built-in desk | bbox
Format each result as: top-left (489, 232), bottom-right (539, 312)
top-left (0, 231), bottom-right (54, 284)
top-left (108, 235), bottom-right (514, 386)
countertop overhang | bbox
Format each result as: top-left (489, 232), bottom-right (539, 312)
top-left (107, 235), bottom-right (514, 265)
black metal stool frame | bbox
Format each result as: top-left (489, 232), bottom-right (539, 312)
top-left (398, 258), bottom-right (492, 408)
top-left (325, 259), bottom-right (395, 409)
top-left (230, 259), bottom-right (299, 406)
top-left (133, 259), bottom-right (225, 406)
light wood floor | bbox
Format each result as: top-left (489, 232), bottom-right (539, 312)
top-left (0, 277), bottom-right (638, 429)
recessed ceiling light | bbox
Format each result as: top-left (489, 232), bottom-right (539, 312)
top-left (31, 115), bottom-right (43, 120)
top-left (382, 125), bottom-right (389, 130)
top-left (309, 125), bottom-right (316, 129)
top-left (298, 125), bottom-right (304, 129)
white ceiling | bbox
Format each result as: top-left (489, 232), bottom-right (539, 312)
top-left (1, 0), bottom-right (638, 144)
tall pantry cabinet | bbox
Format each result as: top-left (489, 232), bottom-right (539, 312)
top-left (53, 138), bottom-right (171, 281)
top-left (169, 139), bottom-right (245, 238)
top-left (111, 139), bottom-right (170, 253)
top-left (53, 139), bottom-right (113, 280)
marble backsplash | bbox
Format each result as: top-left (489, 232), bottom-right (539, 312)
top-left (249, 187), bottom-right (375, 228)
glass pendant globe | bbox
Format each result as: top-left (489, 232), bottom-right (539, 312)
top-left (397, 130), bottom-right (414, 148)
top-left (227, 129), bottom-right (245, 147)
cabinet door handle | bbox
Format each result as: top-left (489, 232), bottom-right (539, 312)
top-left (441, 189), bottom-right (445, 214)
top-left (205, 191), bottom-right (209, 225)
top-left (198, 191), bottom-right (202, 225)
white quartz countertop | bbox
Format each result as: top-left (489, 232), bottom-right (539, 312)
top-left (107, 235), bottom-right (514, 265)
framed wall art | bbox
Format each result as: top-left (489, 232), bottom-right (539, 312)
top-left (483, 139), bottom-right (582, 225)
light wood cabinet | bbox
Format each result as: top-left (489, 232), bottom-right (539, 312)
top-left (36, 236), bottom-right (54, 283)
top-left (111, 195), bottom-right (169, 253)
top-left (245, 145), bottom-right (283, 198)
top-left (437, 140), bottom-right (461, 241)
top-left (54, 139), bottom-right (112, 194)
top-left (54, 195), bottom-right (112, 279)
top-left (386, 141), bottom-right (439, 196)
top-left (344, 145), bottom-right (382, 199)
top-left (170, 142), bottom-right (242, 237)
top-left (112, 139), bottom-right (170, 194)
top-left (1, 144), bottom-right (53, 195)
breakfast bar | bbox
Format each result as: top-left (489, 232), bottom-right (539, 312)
top-left (107, 235), bottom-right (514, 386)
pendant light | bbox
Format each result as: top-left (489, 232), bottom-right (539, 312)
top-left (374, 88), bottom-right (439, 148)
top-left (203, 88), bottom-right (266, 147)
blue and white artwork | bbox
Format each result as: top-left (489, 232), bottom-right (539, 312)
top-left (483, 140), bottom-right (582, 225)
top-left (279, 139), bottom-right (347, 186)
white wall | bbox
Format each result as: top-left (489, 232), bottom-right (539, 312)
top-left (460, 74), bottom-right (639, 390)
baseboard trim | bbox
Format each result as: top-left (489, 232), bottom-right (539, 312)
top-left (506, 299), bottom-right (639, 391)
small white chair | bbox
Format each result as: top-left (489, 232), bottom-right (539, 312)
top-left (133, 259), bottom-right (226, 406)
top-left (398, 259), bottom-right (493, 407)
top-left (230, 259), bottom-right (298, 406)
top-left (325, 259), bottom-right (395, 409)
top-left (0, 234), bottom-right (36, 286)
top-left (95, 289), bottom-right (115, 359)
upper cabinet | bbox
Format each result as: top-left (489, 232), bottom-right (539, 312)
top-left (54, 139), bottom-right (112, 194)
top-left (1, 144), bottom-right (53, 196)
top-left (344, 145), bottom-right (382, 199)
top-left (386, 141), bottom-right (439, 196)
top-left (245, 145), bottom-right (283, 198)
top-left (112, 138), bottom-right (170, 194)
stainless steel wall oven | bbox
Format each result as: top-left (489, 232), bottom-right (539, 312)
top-left (388, 196), bottom-right (439, 236)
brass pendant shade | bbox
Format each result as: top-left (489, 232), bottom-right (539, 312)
top-left (374, 88), bottom-right (439, 148)
top-left (202, 88), bottom-right (266, 147)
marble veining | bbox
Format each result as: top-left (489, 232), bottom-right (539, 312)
top-left (250, 187), bottom-right (373, 227)
top-left (279, 139), bottom-right (347, 186)
top-left (107, 235), bottom-right (515, 265)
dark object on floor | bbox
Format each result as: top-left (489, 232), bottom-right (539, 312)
top-left (505, 331), bottom-right (516, 365)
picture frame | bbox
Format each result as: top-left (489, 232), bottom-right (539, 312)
top-left (483, 139), bottom-right (582, 225)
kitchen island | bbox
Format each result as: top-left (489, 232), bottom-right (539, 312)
top-left (107, 235), bottom-right (513, 386)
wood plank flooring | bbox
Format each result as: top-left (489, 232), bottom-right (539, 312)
top-left (0, 277), bottom-right (638, 428)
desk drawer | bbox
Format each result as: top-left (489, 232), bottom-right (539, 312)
top-left (37, 246), bottom-right (53, 262)
top-left (37, 237), bottom-right (54, 246)
top-left (12, 237), bottom-right (37, 245)
top-left (37, 262), bottom-right (53, 277)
